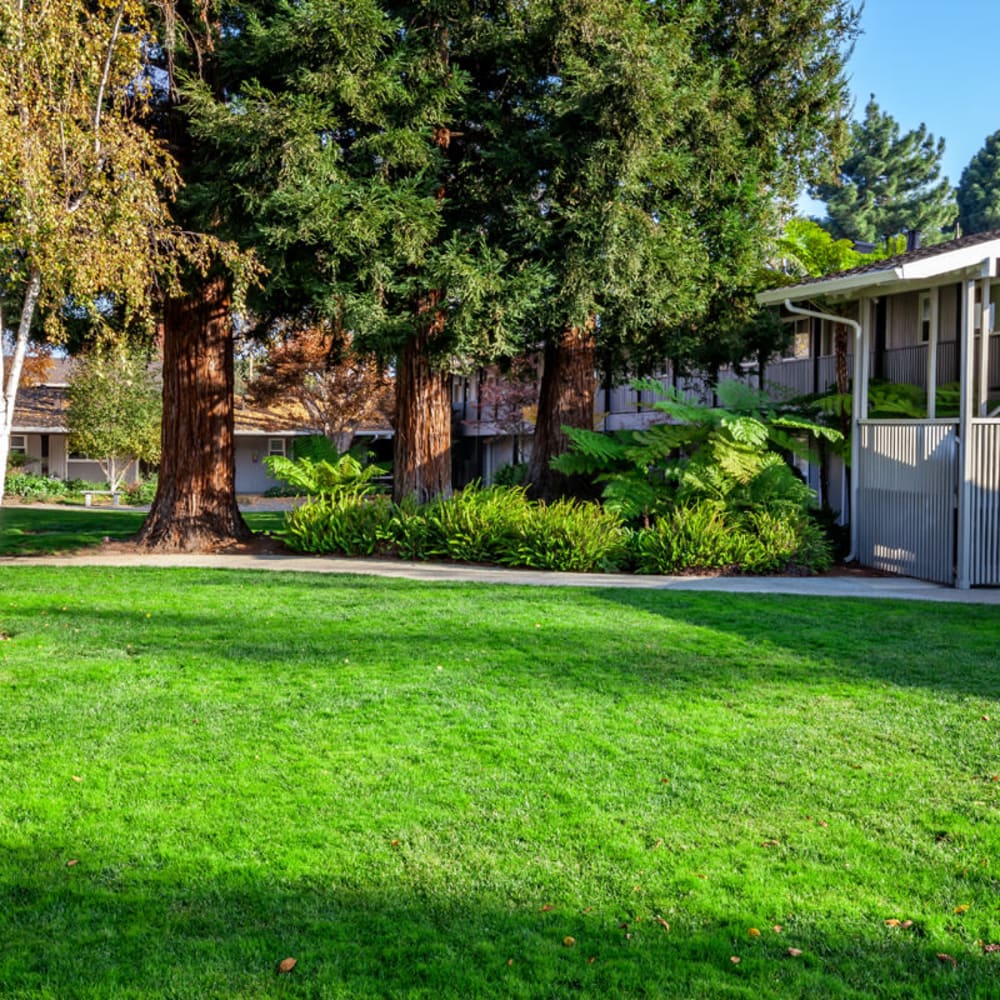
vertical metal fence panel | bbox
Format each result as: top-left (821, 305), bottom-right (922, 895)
top-left (857, 422), bottom-right (957, 583)
top-left (969, 422), bottom-right (1000, 585)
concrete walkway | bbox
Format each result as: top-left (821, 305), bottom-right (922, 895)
top-left (5, 549), bottom-right (1000, 604)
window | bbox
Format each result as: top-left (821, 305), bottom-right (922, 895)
top-left (919, 292), bottom-right (931, 343)
top-left (783, 318), bottom-right (811, 360)
top-left (10, 434), bottom-right (26, 453)
top-left (268, 438), bottom-right (287, 457)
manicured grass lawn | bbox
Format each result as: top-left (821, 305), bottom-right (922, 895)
top-left (0, 506), bottom-right (285, 555)
top-left (1, 567), bottom-right (999, 998)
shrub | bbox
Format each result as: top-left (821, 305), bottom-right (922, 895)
top-left (123, 474), bottom-right (158, 505)
top-left (283, 495), bottom-right (393, 557)
top-left (493, 462), bottom-right (527, 487)
top-left (265, 452), bottom-right (387, 500)
top-left (633, 502), bottom-right (832, 575)
top-left (495, 498), bottom-right (631, 572)
top-left (5, 473), bottom-right (74, 502)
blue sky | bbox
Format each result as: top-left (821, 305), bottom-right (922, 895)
top-left (801, 0), bottom-right (1000, 213)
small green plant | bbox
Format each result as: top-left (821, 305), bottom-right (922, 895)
top-left (493, 462), bottom-right (528, 487)
top-left (265, 452), bottom-right (387, 500)
top-left (5, 472), bottom-right (75, 502)
top-left (283, 494), bottom-right (393, 556)
top-left (122, 474), bottom-right (158, 505)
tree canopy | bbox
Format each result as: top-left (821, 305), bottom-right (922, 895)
top-left (68, 343), bottom-right (162, 491)
top-left (0, 0), bottom-right (181, 503)
top-left (811, 96), bottom-right (956, 244)
top-left (957, 131), bottom-right (1000, 235)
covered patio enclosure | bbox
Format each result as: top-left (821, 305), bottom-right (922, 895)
top-left (758, 231), bottom-right (1000, 589)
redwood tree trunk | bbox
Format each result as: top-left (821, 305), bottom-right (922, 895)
top-left (393, 301), bottom-right (452, 503)
top-left (526, 323), bottom-right (597, 501)
top-left (137, 275), bottom-right (251, 550)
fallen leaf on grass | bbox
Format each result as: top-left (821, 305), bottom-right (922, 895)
top-left (901, 920), bottom-right (914, 929)
top-left (730, 956), bottom-right (741, 965)
top-left (71, 776), bottom-right (82, 782)
top-left (787, 948), bottom-right (803, 958)
top-left (507, 958), bottom-right (514, 966)
top-left (277, 957), bottom-right (297, 974)
top-left (748, 928), bottom-right (761, 937)
top-left (587, 956), bottom-right (596, 964)
top-left (563, 936), bottom-right (575, 947)
top-left (953, 904), bottom-right (970, 914)
top-left (650, 838), bottom-right (663, 850)
top-left (885, 919), bottom-right (902, 927)
top-left (773, 925), bottom-right (783, 933)
top-left (540, 904), bottom-right (554, 912)
top-left (66, 859), bottom-right (78, 867)
top-left (655, 916), bottom-right (670, 932)
top-left (982, 943), bottom-right (1000, 953)
top-left (936, 953), bottom-right (957, 967)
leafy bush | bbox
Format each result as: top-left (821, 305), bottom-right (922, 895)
top-left (283, 495), bottom-right (393, 557)
top-left (493, 462), bottom-right (528, 487)
top-left (265, 452), bottom-right (387, 499)
top-left (495, 497), bottom-right (630, 572)
top-left (283, 483), bottom-right (630, 573)
top-left (633, 502), bottom-right (832, 575)
top-left (555, 379), bottom-right (840, 526)
top-left (5, 473), bottom-right (75, 502)
top-left (123, 474), bottom-right (158, 505)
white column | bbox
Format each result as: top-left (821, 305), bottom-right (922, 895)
top-left (849, 298), bottom-right (870, 561)
top-left (978, 278), bottom-right (993, 417)
top-left (956, 278), bottom-right (977, 589)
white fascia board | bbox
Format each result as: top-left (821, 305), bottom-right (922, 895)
top-left (757, 242), bottom-right (1000, 307)
top-left (756, 267), bottom-right (902, 305)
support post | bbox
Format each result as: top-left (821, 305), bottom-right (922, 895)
top-left (956, 278), bottom-right (977, 589)
top-left (927, 287), bottom-right (939, 419)
top-left (850, 297), bottom-right (871, 562)
top-left (978, 278), bottom-right (993, 416)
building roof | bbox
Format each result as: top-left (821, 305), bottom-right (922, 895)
top-left (11, 385), bottom-right (326, 436)
top-left (10, 386), bottom-right (68, 432)
top-left (758, 229), bottom-right (1000, 306)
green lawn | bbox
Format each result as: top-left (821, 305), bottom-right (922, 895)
top-left (1, 567), bottom-right (999, 998)
top-left (0, 506), bottom-right (286, 555)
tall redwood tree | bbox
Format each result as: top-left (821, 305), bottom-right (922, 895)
top-left (137, 275), bottom-right (250, 548)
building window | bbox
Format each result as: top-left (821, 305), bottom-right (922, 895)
top-left (10, 434), bottom-right (26, 453)
top-left (783, 318), bottom-right (811, 360)
top-left (268, 438), bottom-right (287, 457)
top-left (919, 292), bottom-right (931, 343)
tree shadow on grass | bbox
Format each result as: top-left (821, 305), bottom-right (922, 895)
top-left (589, 587), bottom-right (1000, 700)
top-left (1, 846), bottom-right (992, 999)
top-left (4, 567), bottom-right (1000, 700)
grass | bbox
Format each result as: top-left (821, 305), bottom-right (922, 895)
top-left (0, 507), bottom-right (285, 555)
top-left (0, 566), bottom-right (999, 998)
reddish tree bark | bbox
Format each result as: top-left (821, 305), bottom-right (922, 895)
top-left (137, 275), bottom-right (251, 550)
top-left (526, 323), bottom-right (597, 501)
top-left (393, 295), bottom-right (452, 503)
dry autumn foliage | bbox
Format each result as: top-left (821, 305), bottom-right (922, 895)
top-left (249, 323), bottom-right (393, 453)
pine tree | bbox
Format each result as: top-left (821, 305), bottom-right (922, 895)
top-left (524, 0), bottom-right (861, 496)
top-left (957, 131), bottom-right (1000, 234)
top-left (812, 96), bottom-right (956, 243)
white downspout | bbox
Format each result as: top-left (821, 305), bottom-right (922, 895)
top-left (782, 300), bottom-right (864, 562)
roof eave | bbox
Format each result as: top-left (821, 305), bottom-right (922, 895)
top-left (757, 244), bottom-right (1000, 307)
